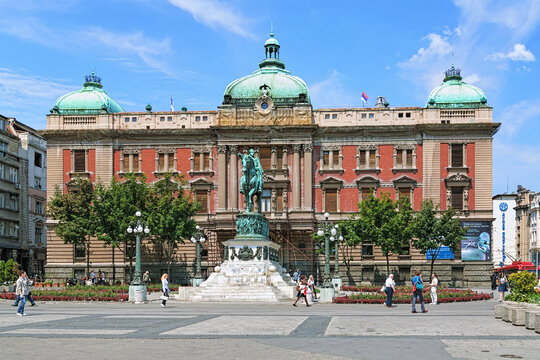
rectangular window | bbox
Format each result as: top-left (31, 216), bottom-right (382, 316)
top-left (259, 147), bottom-right (272, 170)
top-left (34, 177), bottom-right (42, 189)
top-left (0, 221), bottom-right (4, 235)
top-left (398, 188), bottom-right (411, 203)
top-left (358, 150), bottom-right (366, 168)
top-left (451, 144), bottom-right (463, 167)
top-left (406, 112), bottom-right (411, 118)
top-left (396, 150), bottom-right (403, 167)
top-left (35, 226), bottom-right (43, 244)
top-left (324, 114), bottom-right (330, 119)
top-left (133, 154), bottom-right (140, 172)
top-left (195, 116), bottom-right (201, 121)
top-left (406, 149), bottom-right (413, 167)
top-left (158, 153), bottom-right (165, 172)
top-left (0, 193), bottom-right (4, 208)
top-left (261, 189), bottom-right (271, 212)
top-left (203, 116), bottom-right (208, 121)
top-left (332, 114), bottom-right (337, 119)
top-left (276, 190), bottom-right (283, 212)
top-left (34, 152), bottom-right (42, 168)
top-left (368, 113), bottom-right (374, 118)
top-left (195, 190), bottom-right (208, 213)
top-left (9, 167), bottom-right (18, 183)
top-left (193, 153), bottom-right (201, 172)
top-left (361, 113), bottom-right (367, 119)
top-left (123, 154), bottom-right (130, 172)
top-left (10, 194), bottom-right (18, 211)
top-left (74, 244), bottom-right (86, 259)
top-left (323, 151), bottom-right (330, 169)
top-left (73, 150), bottom-right (86, 172)
top-left (168, 153), bottom-right (175, 171)
top-left (361, 188), bottom-right (372, 201)
top-left (451, 187), bottom-right (464, 210)
top-left (35, 200), bottom-right (43, 214)
top-left (325, 189), bottom-right (338, 212)
top-left (369, 151), bottom-right (376, 168)
top-left (124, 117), bottom-right (130, 123)
top-left (132, 117), bottom-right (137, 122)
top-left (398, 112), bottom-right (404, 118)
top-left (167, 116), bottom-right (172, 122)
top-left (362, 243), bottom-right (373, 256)
top-left (160, 116), bottom-right (165, 122)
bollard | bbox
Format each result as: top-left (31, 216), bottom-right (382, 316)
top-left (494, 304), bottom-right (504, 319)
top-left (535, 313), bottom-right (540, 334)
top-left (510, 307), bottom-right (526, 326)
top-left (503, 305), bottom-right (519, 322)
top-left (525, 309), bottom-right (540, 330)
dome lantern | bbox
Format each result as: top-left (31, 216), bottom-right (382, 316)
top-left (426, 65), bottom-right (488, 109)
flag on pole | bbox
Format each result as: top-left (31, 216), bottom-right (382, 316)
top-left (170, 96), bottom-right (174, 112)
top-left (361, 92), bottom-right (369, 104)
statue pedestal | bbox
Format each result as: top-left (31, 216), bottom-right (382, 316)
top-left (177, 212), bottom-right (296, 302)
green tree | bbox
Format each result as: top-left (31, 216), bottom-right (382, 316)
top-left (411, 200), bottom-right (466, 277)
top-left (147, 173), bottom-right (199, 276)
top-left (93, 174), bottom-right (149, 283)
top-left (47, 177), bottom-right (95, 277)
top-left (342, 193), bottom-right (414, 276)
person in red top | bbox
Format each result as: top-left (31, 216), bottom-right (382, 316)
top-left (293, 275), bottom-right (310, 307)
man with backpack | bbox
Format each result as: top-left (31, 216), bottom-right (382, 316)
top-left (411, 270), bottom-right (428, 313)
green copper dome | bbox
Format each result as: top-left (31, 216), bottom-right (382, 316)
top-left (223, 31), bottom-right (310, 105)
top-left (51, 72), bottom-right (124, 115)
top-left (426, 66), bottom-right (487, 109)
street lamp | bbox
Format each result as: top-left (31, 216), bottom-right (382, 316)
top-left (190, 225), bottom-right (206, 286)
top-left (315, 212), bottom-right (333, 289)
top-left (332, 225), bottom-right (344, 289)
top-left (127, 211), bottom-right (150, 303)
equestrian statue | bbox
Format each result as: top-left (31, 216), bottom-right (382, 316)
top-left (238, 149), bottom-right (264, 213)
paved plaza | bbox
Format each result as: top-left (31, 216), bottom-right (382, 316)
top-left (1, 294), bottom-right (539, 360)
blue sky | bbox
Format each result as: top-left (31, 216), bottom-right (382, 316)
top-left (0, 0), bottom-right (539, 195)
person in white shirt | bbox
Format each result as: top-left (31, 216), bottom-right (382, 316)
top-left (429, 273), bottom-right (438, 305)
top-left (384, 274), bottom-right (395, 307)
top-left (161, 273), bottom-right (170, 308)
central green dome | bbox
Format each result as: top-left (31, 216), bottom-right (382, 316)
top-left (426, 66), bottom-right (487, 108)
top-left (223, 31), bottom-right (310, 105)
top-left (51, 72), bottom-right (124, 115)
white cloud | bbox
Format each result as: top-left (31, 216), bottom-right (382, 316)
top-left (485, 43), bottom-right (535, 62)
top-left (309, 70), bottom-right (359, 108)
top-left (463, 73), bottom-right (481, 84)
top-left (405, 33), bottom-right (452, 64)
top-left (167, 0), bottom-right (254, 39)
top-left (496, 99), bottom-right (540, 136)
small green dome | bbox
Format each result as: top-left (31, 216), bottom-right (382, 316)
top-left (426, 66), bottom-right (487, 109)
top-left (223, 31), bottom-right (309, 105)
top-left (51, 72), bottom-right (124, 115)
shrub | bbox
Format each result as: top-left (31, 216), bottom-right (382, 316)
top-left (506, 271), bottom-right (537, 302)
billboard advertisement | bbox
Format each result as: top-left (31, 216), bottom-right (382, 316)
top-left (426, 246), bottom-right (455, 260)
top-left (461, 221), bottom-right (492, 261)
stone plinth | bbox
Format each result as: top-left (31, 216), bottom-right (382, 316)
top-left (535, 313), bottom-right (540, 334)
top-left (510, 307), bottom-right (526, 326)
top-left (494, 304), bottom-right (504, 318)
top-left (128, 285), bottom-right (147, 304)
top-left (525, 309), bottom-right (540, 329)
top-left (318, 287), bottom-right (335, 303)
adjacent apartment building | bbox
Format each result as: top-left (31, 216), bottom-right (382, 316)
top-left (492, 194), bottom-right (517, 267)
top-left (514, 186), bottom-right (540, 265)
top-left (0, 115), bottom-right (47, 276)
top-left (43, 32), bottom-right (500, 286)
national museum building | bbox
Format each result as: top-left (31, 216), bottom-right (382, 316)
top-left (43, 32), bottom-right (500, 286)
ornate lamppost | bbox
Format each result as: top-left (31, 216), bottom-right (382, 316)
top-left (190, 225), bottom-right (206, 287)
top-left (332, 225), bottom-right (344, 291)
top-left (127, 211), bottom-right (150, 303)
top-left (316, 212), bottom-right (336, 301)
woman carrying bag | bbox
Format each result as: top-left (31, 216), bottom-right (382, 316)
top-left (161, 273), bottom-right (170, 308)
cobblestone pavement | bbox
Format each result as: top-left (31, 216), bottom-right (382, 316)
top-left (0, 294), bottom-right (538, 360)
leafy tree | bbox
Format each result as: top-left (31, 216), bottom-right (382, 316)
top-left (342, 193), bottom-right (414, 276)
top-left (411, 200), bottom-right (466, 277)
top-left (47, 178), bottom-right (95, 277)
top-left (93, 174), bottom-right (149, 283)
top-left (146, 173), bottom-right (199, 276)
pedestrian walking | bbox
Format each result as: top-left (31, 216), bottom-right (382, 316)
top-left (292, 269), bottom-right (299, 283)
top-left (411, 271), bottom-right (428, 313)
top-left (15, 271), bottom-right (31, 316)
top-left (12, 272), bottom-right (36, 307)
top-left (490, 271), bottom-right (498, 291)
top-left (293, 275), bottom-right (310, 307)
top-left (498, 272), bottom-right (508, 302)
top-left (384, 274), bottom-right (395, 307)
top-left (308, 275), bottom-right (317, 301)
top-left (429, 273), bottom-right (438, 305)
top-left (90, 270), bottom-right (95, 284)
top-left (101, 271), bottom-right (106, 285)
top-left (161, 273), bottom-right (169, 308)
top-left (143, 271), bottom-right (151, 285)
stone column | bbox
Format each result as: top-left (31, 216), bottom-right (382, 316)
top-left (282, 146), bottom-right (288, 170)
top-left (303, 144), bottom-right (313, 211)
top-left (217, 145), bottom-right (227, 211)
top-left (292, 144), bottom-right (302, 209)
top-left (199, 152), bottom-right (204, 172)
top-left (271, 146), bottom-right (277, 170)
top-left (329, 149), bottom-right (334, 170)
top-left (229, 145), bottom-right (238, 210)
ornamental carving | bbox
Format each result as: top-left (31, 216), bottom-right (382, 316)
top-left (446, 173), bottom-right (471, 182)
top-left (394, 144), bottom-right (416, 150)
top-left (238, 246), bottom-right (255, 261)
top-left (191, 146), bottom-right (212, 153)
top-left (303, 144), bottom-right (313, 152)
top-left (217, 145), bottom-right (227, 154)
top-left (291, 144), bottom-right (302, 152)
top-left (357, 144), bottom-right (379, 151)
top-left (322, 145), bottom-right (341, 151)
top-left (235, 213), bottom-right (269, 238)
top-left (156, 148), bottom-right (176, 154)
top-left (121, 147), bottom-right (140, 154)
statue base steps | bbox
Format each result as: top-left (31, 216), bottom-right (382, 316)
top-left (176, 259), bottom-right (296, 302)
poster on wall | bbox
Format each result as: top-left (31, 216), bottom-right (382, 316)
top-left (426, 246), bottom-right (455, 260)
top-left (461, 221), bottom-right (492, 261)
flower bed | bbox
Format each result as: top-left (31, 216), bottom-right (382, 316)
top-left (335, 286), bottom-right (492, 304)
top-left (0, 283), bottom-right (179, 302)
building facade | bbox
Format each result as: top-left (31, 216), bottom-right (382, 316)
top-left (492, 194), bottom-right (517, 267)
top-left (0, 115), bottom-right (47, 275)
top-left (514, 187), bottom-right (540, 265)
top-left (43, 32), bottom-right (499, 286)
